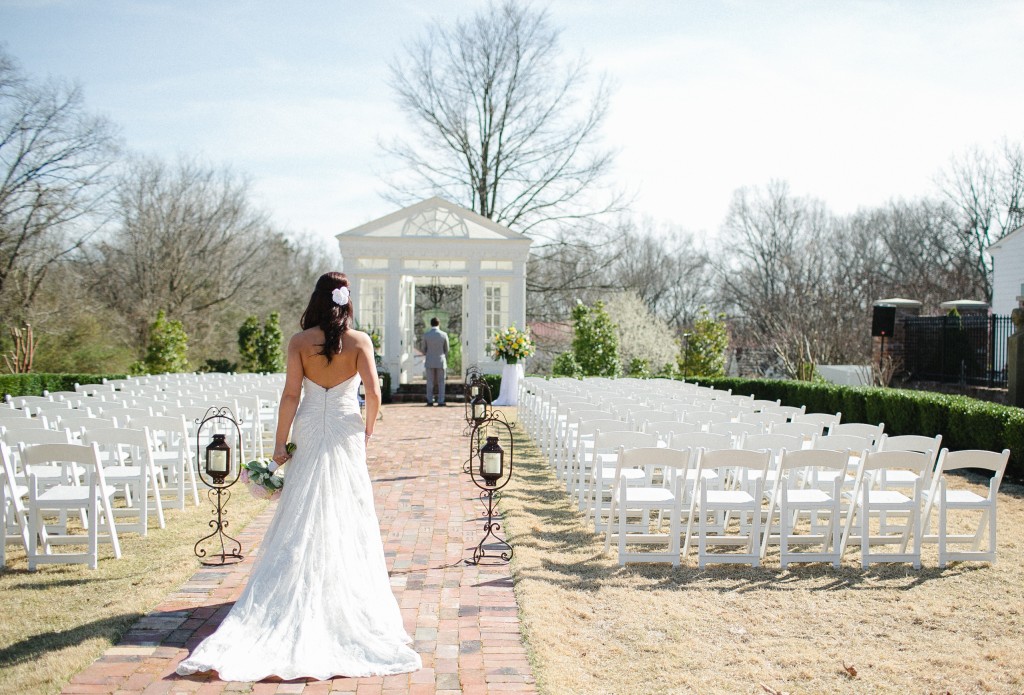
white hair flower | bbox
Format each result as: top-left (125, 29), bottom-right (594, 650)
top-left (332, 286), bottom-right (350, 307)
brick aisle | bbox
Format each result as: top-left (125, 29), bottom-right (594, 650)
top-left (61, 404), bottom-right (537, 695)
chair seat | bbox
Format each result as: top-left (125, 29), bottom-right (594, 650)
top-left (923, 488), bottom-right (987, 505)
top-left (103, 466), bottom-right (144, 480)
top-left (863, 490), bottom-right (912, 506)
top-left (705, 490), bottom-right (756, 505)
top-left (596, 467), bottom-right (645, 482)
top-left (36, 485), bottom-right (114, 505)
top-left (783, 489), bottom-right (833, 504)
top-left (622, 487), bottom-right (674, 504)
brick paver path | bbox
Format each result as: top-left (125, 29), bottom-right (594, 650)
top-left (62, 404), bottom-right (537, 695)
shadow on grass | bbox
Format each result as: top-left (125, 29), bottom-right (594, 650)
top-left (504, 430), bottom-right (983, 596)
top-left (0, 612), bottom-right (145, 669)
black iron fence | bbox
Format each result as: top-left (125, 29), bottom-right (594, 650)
top-left (902, 314), bottom-right (1013, 387)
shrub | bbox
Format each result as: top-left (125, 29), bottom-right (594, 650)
top-left (143, 311), bottom-right (188, 374)
top-left (0, 373), bottom-right (129, 399)
top-left (571, 300), bottom-right (619, 377)
top-left (256, 312), bottom-right (284, 373)
top-left (679, 307), bottom-right (729, 378)
top-left (482, 373), bottom-right (502, 402)
top-left (552, 351), bottom-right (583, 378)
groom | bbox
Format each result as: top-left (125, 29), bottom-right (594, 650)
top-left (420, 317), bottom-right (450, 406)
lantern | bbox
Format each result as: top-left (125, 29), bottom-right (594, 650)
top-left (471, 392), bottom-right (488, 423)
top-left (470, 383), bottom-right (480, 398)
top-left (205, 433), bottom-right (231, 481)
top-left (479, 436), bottom-right (504, 486)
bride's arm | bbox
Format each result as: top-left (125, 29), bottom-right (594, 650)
top-left (355, 332), bottom-right (381, 439)
top-left (273, 334), bottom-right (303, 465)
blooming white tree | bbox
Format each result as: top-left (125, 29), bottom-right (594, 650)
top-left (604, 292), bottom-right (678, 375)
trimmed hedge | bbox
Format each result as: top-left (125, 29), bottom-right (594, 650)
top-left (379, 371), bottom-right (392, 404)
top-left (0, 373), bottom-right (129, 399)
top-left (695, 377), bottom-right (1023, 476)
top-left (483, 374), bottom-right (502, 403)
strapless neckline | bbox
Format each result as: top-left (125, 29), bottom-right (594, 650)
top-left (304, 373), bottom-right (358, 391)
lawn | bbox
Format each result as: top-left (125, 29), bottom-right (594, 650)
top-left (500, 424), bottom-right (1024, 694)
top-left (0, 493), bottom-right (269, 695)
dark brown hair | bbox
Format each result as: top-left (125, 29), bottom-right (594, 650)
top-left (300, 272), bottom-right (352, 363)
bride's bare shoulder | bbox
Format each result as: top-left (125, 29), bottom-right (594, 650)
top-left (342, 328), bottom-right (370, 346)
top-left (289, 328), bottom-right (322, 348)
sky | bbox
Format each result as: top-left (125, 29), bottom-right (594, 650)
top-left (2, 0), bottom-right (1023, 249)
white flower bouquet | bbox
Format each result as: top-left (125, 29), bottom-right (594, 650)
top-left (240, 442), bottom-right (295, 500)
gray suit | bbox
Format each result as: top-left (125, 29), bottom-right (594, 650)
top-left (420, 326), bottom-right (450, 404)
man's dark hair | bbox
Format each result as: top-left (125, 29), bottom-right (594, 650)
top-left (430, 317), bottom-right (440, 327)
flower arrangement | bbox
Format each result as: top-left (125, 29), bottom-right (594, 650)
top-left (490, 325), bottom-right (535, 363)
top-left (241, 442), bottom-right (295, 500)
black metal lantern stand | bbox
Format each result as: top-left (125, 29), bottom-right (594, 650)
top-left (466, 410), bottom-right (515, 565)
top-left (463, 366), bottom-right (490, 426)
top-left (193, 406), bottom-right (245, 566)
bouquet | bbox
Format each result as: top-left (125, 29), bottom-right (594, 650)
top-left (241, 442), bottom-right (295, 500)
top-left (490, 325), bottom-right (535, 363)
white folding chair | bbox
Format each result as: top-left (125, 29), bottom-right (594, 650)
top-left (584, 430), bottom-right (657, 531)
top-left (23, 442), bottom-right (122, 570)
top-left (922, 449), bottom-right (1009, 568)
top-left (1, 442), bottom-right (30, 566)
top-left (793, 411), bottom-right (841, 434)
top-left (131, 414), bottom-right (199, 509)
top-left (739, 411), bottom-right (788, 429)
top-left (83, 427), bottom-right (166, 535)
top-left (769, 421), bottom-right (823, 442)
top-left (840, 450), bottom-right (930, 570)
top-left (761, 449), bottom-right (848, 568)
top-left (831, 422), bottom-right (884, 445)
top-left (683, 448), bottom-right (771, 568)
top-left (604, 447), bottom-right (691, 567)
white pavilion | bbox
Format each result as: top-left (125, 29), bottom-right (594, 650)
top-left (336, 197), bottom-right (532, 388)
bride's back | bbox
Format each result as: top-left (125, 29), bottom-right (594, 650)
top-left (296, 327), bottom-right (362, 388)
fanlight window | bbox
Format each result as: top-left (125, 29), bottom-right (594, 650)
top-left (401, 207), bottom-right (470, 237)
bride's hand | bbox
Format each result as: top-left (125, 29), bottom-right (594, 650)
top-left (272, 444), bottom-right (291, 466)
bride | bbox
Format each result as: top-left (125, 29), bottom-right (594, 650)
top-left (176, 272), bottom-right (422, 681)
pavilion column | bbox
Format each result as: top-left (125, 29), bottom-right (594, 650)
top-left (384, 271), bottom-right (402, 389)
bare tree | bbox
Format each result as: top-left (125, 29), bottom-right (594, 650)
top-left (0, 48), bottom-right (119, 323)
top-left (82, 156), bottom-right (281, 353)
top-left (384, 0), bottom-right (621, 240)
top-left (938, 140), bottom-right (1024, 301)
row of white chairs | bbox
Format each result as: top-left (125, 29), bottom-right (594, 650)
top-left (517, 376), bottom-right (1010, 570)
top-left (2, 373), bottom-right (284, 569)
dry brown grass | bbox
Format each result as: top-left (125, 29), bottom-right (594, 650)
top-left (0, 492), bottom-right (269, 695)
top-left (499, 420), bottom-right (1024, 694)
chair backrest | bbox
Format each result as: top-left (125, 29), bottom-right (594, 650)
top-left (878, 434), bottom-right (942, 468)
top-left (667, 431), bottom-right (732, 452)
top-left (860, 449), bottom-right (930, 476)
top-left (935, 448), bottom-right (1010, 478)
top-left (750, 398), bottom-right (781, 411)
top-left (681, 410), bottom-right (731, 426)
top-left (56, 414), bottom-right (119, 433)
top-left (738, 411), bottom-right (788, 428)
top-left (0, 416), bottom-right (50, 432)
top-left (708, 421), bottom-right (763, 438)
top-left (4, 427), bottom-right (72, 447)
top-left (831, 422), bottom-right (884, 442)
top-left (617, 446), bottom-right (691, 479)
top-left (0, 407), bottom-right (32, 421)
top-left (646, 420), bottom-right (700, 438)
top-left (82, 426), bottom-right (154, 467)
top-left (812, 433), bottom-right (875, 455)
top-left (740, 433), bottom-right (804, 457)
top-left (769, 404), bottom-right (806, 418)
top-left (769, 421), bottom-right (822, 440)
top-left (98, 406), bottom-right (153, 423)
top-left (699, 448), bottom-right (771, 473)
top-left (576, 419), bottom-right (633, 441)
top-left (593, 430), bottom-right (658, 454)
top-left (21, 442), bottom-right (107, 488)
top-left (777, 448), bottom-right (849, 476)
top-left (792, 412), bottom-right (841, 432)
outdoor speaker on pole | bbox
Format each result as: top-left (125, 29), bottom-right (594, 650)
top-left (872, 305), bottom-right (896, 337)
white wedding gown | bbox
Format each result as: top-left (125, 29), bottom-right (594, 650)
top-left (176, 375), bottom-right (422, 681)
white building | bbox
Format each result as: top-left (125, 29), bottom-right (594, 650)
top-left (336, 197), bottom-right (531, 388)
top-left (989, 225), bottom-right (1024, 316)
